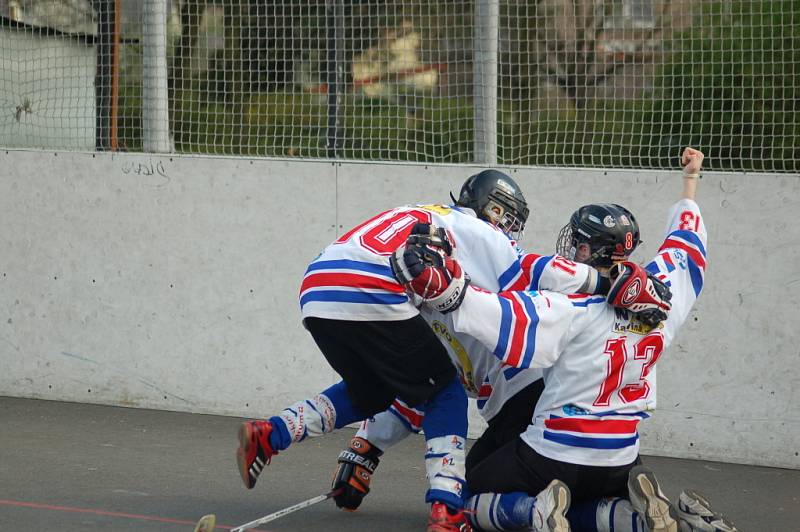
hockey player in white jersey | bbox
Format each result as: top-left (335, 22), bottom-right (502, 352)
top-left (336, 317), bottom-right (735, 531)
top-left (235, 170), bottom-right (611, 532)
top-left (330, 255), bottom-right (588, 519)
top-left (391, 148), bottom-right (734, 532)
top-left (327, 253), bottom-right (610, 517)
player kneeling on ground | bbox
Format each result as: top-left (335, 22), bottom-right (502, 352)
top-left (391, 149), bottom-right (736, 532)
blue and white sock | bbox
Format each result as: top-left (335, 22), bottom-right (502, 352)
top-left (422, 377), bottom-right (468, 509)
top-left (269, 380), bottom-right (364, 451)
top-left (568, 497), bottom-right (648, 532)
top-left (465, 491), bottom-right (536, 531)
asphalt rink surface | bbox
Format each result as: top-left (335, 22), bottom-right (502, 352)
top-left (1, 397), bottom-right (798, 531)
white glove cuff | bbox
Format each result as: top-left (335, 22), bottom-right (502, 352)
top-left (426, 271), bottom-right (468, 314)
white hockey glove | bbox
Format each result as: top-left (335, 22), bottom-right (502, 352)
top-left (608, 261), bottom-right (672, 327)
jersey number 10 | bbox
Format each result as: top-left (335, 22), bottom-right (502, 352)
top-left (335, 209), bottom-right (432, 255)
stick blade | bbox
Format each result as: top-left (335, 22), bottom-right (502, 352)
top-left (193, 514), bottom-right (216, 532)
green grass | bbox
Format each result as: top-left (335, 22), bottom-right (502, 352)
top-left (116, 71), bottom-right (798, 172)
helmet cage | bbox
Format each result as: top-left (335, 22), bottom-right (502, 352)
top-left (556, 222), bottom-right (577, 261)
top-left (483, 196), bottom-right (526, 241)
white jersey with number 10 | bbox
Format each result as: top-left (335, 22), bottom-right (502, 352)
top-left (299, 204), bottom-right (595, 322)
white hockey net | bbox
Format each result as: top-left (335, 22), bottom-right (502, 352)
top-left (0, 0), bottom-right (797, 172)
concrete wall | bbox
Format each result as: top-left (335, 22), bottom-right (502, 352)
top-left (1, 150), bottom-right (797, 470)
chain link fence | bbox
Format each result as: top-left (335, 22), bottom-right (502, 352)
top-left (0, 0), bottom-right (797, 171)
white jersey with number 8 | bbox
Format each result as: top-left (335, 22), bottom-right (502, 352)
top-left (448, 199), bottom-right (708, 466)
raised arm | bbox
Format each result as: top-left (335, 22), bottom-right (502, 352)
top-left (680, 146), bottom-right (704, 200)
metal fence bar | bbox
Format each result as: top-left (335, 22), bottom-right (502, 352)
top-left (95, 0), bottom-right (116, 150)
top-left (326, 0), bottom-right (345, 158)
top-left (474, 0), bottom-right (498, 165)
top-left (142, 0), bottom-right (171, 153)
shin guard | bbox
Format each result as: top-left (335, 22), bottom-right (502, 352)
top-left (421, 377), bottom-right (468, 509)
top-left (277, 393), bottom-right (337, 445)
top-left (424, 435), bottom-right (467, 509)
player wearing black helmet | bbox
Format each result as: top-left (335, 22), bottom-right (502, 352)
top-left (556, 203), bottom-right (641, 270)
top-left (396, 148), bottom-right (717, 532)
top-left (452, 169), bottom-right (530, 241)
top-left (323, 170), bottom-right (684, 531)
top-left (555, 203), bottom-right (672, 329)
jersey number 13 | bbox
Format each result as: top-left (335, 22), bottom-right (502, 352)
top-left (594, 331), bottom-right (665, 407)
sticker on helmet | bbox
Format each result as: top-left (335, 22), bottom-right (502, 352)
top-left (603, 215), bottom-right (616, 228)
top-left (495, 179), bottom-right (514, 194)
top-left (619, 214), bottom-right (631, 226)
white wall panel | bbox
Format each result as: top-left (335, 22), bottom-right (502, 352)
top-left (1, 151), bottom-right (797, 469)
top-left (0, 152), bottom-right (339, 417)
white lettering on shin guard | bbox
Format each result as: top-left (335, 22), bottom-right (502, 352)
top-left (425, 435), bottom-right (466, 499)
top-left (279, 394), bottom-right (337, 444)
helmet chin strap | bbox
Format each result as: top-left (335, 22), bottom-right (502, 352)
top-left (588, 248), bottom-right (630, 274)
top-left (588, 248), bottom-right (607, 267)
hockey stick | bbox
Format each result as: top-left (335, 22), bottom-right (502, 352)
top-left (229, 488), bottom-right (344, 532)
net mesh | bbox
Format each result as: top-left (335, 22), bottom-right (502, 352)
top-left (0, 0), bottom-right (797, 172)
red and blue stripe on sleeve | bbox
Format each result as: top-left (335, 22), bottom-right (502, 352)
top-left (658, 230), bottom-right (707, 296)
top-left (499, 253), bottom-right (553, 292)
top-left (493, 292), bottom-right (540, 368)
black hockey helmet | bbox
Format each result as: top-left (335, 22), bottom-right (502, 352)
top-left (451, 169), bottom-right (529, 240)
top-left (556, 203), bottom-right (641, 268)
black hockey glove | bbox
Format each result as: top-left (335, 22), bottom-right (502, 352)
top-left (331, 437), bottom-right (383, 511)
top-left (405, 222), bottom-right (455, 256)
